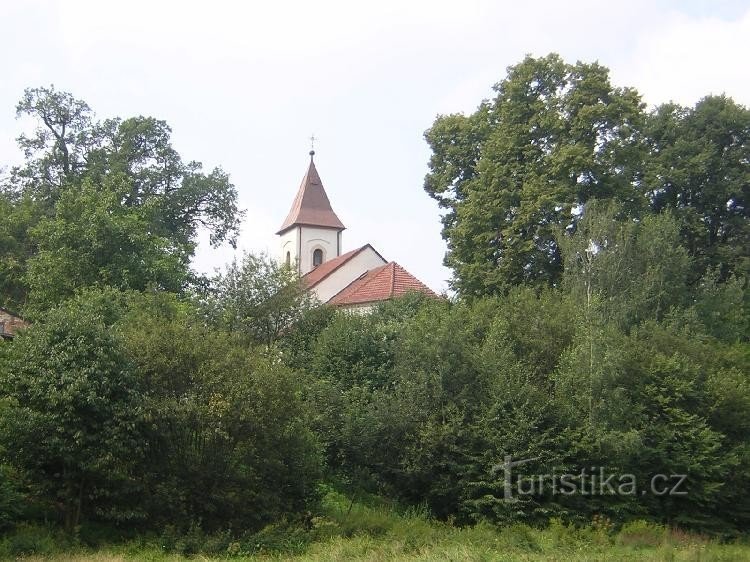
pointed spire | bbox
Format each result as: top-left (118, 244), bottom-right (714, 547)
top-left (277, 155), bottom-right (345, 235)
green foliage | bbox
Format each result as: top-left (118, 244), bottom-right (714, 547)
top-left (3, 85), bottom-right (242, 312)
top-left (280, 305), bottom-right (337, 371)
top-left (559, 200), bottom-right (692, 330)
top-left (0, 192), bottom-right (40, 310)
top-left (425, 53), bottom-right (647, 295)
top-left (25, 177), bottom-right (190, 310)
top-left (645, 95), bottom-right (750, 281)
top-left (0, 523), bottom-right (58, 557)
top-left (205, 252), bottom-right (316, 346)
top-left (0, 487), bottom-right (748, 559)
top-left (0, 288), bottom-right (322, 535)
top-left (0, 59), bottom-right (748, 548)
top-left (693, 272), bottom-right (749, 343)
top-left (158, 523), bottom-right (233, 557)
top-left (616, 519), bottom-right (666, 548)
top-left (425, 54), bottom-right (748, 297)
top-left (13, 87), bottom-right (242, 249)
top-left (0, 290), bottom-right (144, 531)
top-left (280, 218), bottom-right (749, 531)
top-left (310, 312), bottom-right (393, 389)
top-left (117, 292), bottom-right (322, 531)
top-left (0, 464), bottom-right (25, 530)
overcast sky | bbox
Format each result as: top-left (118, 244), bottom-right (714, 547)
top-left (2, 0), bottom-right (749, 292)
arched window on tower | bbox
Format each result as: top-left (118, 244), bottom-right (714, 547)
top-left (313, 249), bottom-right (323, 268)
top-left (286, 251), bottom-right (291, 267)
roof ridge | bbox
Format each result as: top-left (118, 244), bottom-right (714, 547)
top-left (302, 244), bottom-right (370, 288)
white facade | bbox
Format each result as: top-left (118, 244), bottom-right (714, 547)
top-left (310, 246), bottom-right (387, 303)
top-left (280, 225), bottom-right (342, 275)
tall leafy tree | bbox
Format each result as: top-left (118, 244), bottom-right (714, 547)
top-left (3, 86), bottom-right (243, 309)
top-left (424, 54), bottom-right (647, 296)
top-left (13, 86), bottom-right (242, 250)
top-left (645, 95), bottom-right (750, 281)
top-left (13, 86), bottom-right (93, 196)
top-left (24, 176), bottom-right (190, 310)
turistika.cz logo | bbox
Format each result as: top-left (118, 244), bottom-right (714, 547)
top-left (491, 455), bottom-right (688, 501)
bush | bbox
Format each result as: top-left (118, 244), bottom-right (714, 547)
top-left (118, 293), bottom-right (323, 532)
top-left (617, 520), bottom-right (666, 548)
top-left (0, 523), bottom-right (58, 557)
top-left (245, 521), bottom-right (313, 555)
top-left (497, 523), bottom-right (542, 551)
top-left (548, 518), bottom-right (582, 549)
top-left (0, 290), bottom-right (145, 532)
top-left (0, 464), bottom-right (24, 530)
top-left (158, 522), bottom-right (233, 556)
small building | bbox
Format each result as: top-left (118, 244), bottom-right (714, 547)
top-left (0, 307), bottom-right (28, 340)
top-left (278, 150), bottom-right (436, 310)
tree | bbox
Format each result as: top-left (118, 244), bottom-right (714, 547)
top-left (424, 54), bottom-right (647, 296)
top-left (12, 86), bottom-right (242, 248)
top-left (206, 252), bottom-right (316, 346)
top-left (24, 176), bottom-right (190, 310)
top-left (0, 290), bottom-right (144, 532)
top-left (117, 292), bottom-right (322, 531)
top-left (645, 95), bottom-right (750, 281)
top-left (0, 191), bottom-right (40, 310)
top-left (558, 200), bottom-right (691, 330)
top-left (4, 86), bottom-right (243, 310)
top-left (13, 86), bottom-right (93, 196)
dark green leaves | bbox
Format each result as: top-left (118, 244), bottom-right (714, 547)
top-left (425, 54), bottom-right (647, 295)
top-left (425, 54), bottom-right (748, 297)
top-left (3, 86), bottom-right (243, 311)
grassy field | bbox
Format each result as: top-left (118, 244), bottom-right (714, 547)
top-left (5, 488), bottom-right (749, 561)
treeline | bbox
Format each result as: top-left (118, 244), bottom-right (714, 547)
top-left (0, 204), bottom-right (747, 538)
top-left (1, 289), bottom-right (320, 534)
top-left (282, 202), bottom-right (749, 533)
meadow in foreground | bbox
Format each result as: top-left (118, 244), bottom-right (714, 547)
top-left (6, 487), bottom-right (748, 562)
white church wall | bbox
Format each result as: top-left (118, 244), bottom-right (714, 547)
top-left (312, 246), bottom-right (387, 303)
top-left (338, 302), bottom-right (377, 314)
top-left (279, 227), bottom-right (300, 271)
top-left (299, 226), bottom-right (341, 274)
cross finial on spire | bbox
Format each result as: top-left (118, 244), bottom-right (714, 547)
top-left (309, 134), bottom-right (316, 159)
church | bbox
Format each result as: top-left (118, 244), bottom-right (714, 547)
top-left (277, 150), bottom-right (436, 311)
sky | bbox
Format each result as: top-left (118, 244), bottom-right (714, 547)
top-left (1, 0), bottom-right (749, 293)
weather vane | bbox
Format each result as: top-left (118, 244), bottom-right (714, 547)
top-left (309, 134), bottom-right (317, 157)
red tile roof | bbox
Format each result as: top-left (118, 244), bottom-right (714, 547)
top-left (329, 262), bottom-right (437, 306)
top-left (302, 244), bottom-right (381, 288)
top-left (277, 157), bottom-right (345, 234)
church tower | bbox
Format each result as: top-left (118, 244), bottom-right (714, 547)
top-left (277, 150), bottom-right (345, 275)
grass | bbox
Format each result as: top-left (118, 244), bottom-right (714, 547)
top-left (4, 487), bottom-right (750, 561)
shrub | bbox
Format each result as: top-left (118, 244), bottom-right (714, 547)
top-left (158, 522), bottom-right (233, 556)
top-left (617, 519), bottom-right (666, 548)
top-left (0, 523), bottom-right (58, 557)
top-left (497, 523), bottom-right (542, 551)
top-left (245, 521), bottom-right (313, 555)
top-left (0, 463), bottom-right (24, 530)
